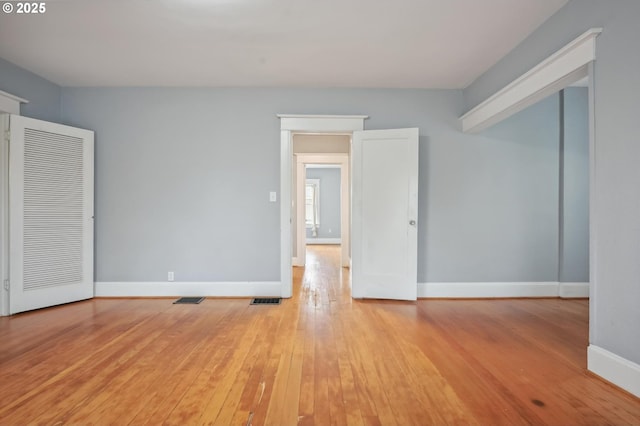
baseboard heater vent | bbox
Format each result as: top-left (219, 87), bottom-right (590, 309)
top-left (173, 297), bottom-right (205, 304)
top-left (250, 298), bottom-right (281, 305)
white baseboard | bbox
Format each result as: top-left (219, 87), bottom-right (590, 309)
top-left (588, 345), bottom-right (640, 398)
top-left (306, 238), bottom-right (341, 245)
top-left (559, 282), bottom-right (590, 298)
top-left (417, 282), bottom-right (589, 299)
top-left (99, 281), bottom-right (588, 299)
top-left (95, 281), bottom-right (282, 298)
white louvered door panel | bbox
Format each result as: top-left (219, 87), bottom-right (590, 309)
top-left (9, 115), bottom-right (94, 314)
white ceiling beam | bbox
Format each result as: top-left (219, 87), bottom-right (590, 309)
top-left (0, 90), bottom-right (28, 115)
top-left (460, 28), bottom-right (602, 134)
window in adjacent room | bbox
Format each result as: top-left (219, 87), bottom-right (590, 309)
top-left (305, 178), bottom-right (320, 236)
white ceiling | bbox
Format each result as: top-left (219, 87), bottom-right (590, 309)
top-left (0, 0), bottom-right (568, 88)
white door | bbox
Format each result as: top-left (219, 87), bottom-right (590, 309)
top-left (8, 115), bottom-right (94, 314)
top-left (351, 128), bottom-right (419, 300)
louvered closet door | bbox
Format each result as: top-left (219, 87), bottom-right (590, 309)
top-left (9, 115), bottom-right (94, 314)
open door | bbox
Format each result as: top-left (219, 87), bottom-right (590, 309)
top-left (8, 115), bottom-right (94, 314)
top-left (351, 128), bottom-right (419, 300)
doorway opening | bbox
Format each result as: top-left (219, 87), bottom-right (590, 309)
top-left (303, 165), bottom-right (342, 257)
top-left (292, 134), bottom-right (351, 298)
top-left (278, 115), bottom-right (367, 298)
top-left (292, 134), bottom-right (350, 267)
top-left (279, 115), bottom-right (420, 301)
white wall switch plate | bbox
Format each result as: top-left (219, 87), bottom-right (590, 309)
top-left (269, 191), bottom-right (277, 202)
top-left (168, 271), bottom-right (174, 282)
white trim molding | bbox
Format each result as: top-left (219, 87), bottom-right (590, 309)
top-left (460, 28), bottom-right (602, 133)
top-left (0, 90), bottom-right (28, 115)
top-left (0, 115), bottom-right (8, 316)
top-left (278, 115), bottom-right (368, 132)
top-left (588, 345), bottom-right (640, 398)
top-left (280, 129), bottom-right (293, 296)
top-left (559, 282), bottom-right (590, 298)
top-left (417, 282), bottom-right (589, 299)
top-left (95, 281), bottom-right (282, 298)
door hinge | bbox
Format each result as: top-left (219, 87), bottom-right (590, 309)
top-left (3, 130), bottom-right (9, 142)
top-left (3, 279), bottom-right (8, 291)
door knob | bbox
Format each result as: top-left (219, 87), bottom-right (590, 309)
top-left (409, 220), bottom-right (416, 226)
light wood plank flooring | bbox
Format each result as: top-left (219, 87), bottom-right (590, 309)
top-left (0, 245), bottom-right (638, 425)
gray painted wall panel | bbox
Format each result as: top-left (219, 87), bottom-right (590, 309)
top-left (475, 94), bottom-right (560, 282)
top-left (0, 57), bottom-right (61, 122)
top-left (464, 0), bottom-right (640, 365)
top-left (62, 88), bottom-right (282, 282)
top-left (306, 168), bottom-right (341, 240)
top-left (561, 88), bottom-right (589, 283)
top-left (59, 87), bottom-right (564, 284)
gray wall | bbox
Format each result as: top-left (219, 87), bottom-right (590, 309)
top-left (464, 0), bottom-right (640, 364)
top-left (61, 88), bottom-right (283, 282)
top-left (478, 89), bottom-right (590, 284)
top-left (59, 87), bottom-right (565, 285)
top-left (0, 57), bottom-right (61, 122)
top-left (305, 168), bottom-right (341, 240)
top-left (477, 93), bottom-right (560, 282)
top-left (561, 88), bottom-right (589, 283)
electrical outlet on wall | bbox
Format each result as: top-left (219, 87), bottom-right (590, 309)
top-left (168, 271), bottom-right (174, 282)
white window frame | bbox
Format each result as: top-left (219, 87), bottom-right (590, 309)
top-left (305, 178), bottom-right (320, 229)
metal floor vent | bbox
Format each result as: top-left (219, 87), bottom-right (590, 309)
top-left (250, 298), bottom-right (281, 305)
top-left (173, 297), bottom-right (205, 304)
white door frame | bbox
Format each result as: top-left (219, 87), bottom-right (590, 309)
top-left (278, 115), bottom-right (367, 298)
top-left (294, 154), bottom-right (350, 267)
top-left (0, 114), bottom-right (9, 316)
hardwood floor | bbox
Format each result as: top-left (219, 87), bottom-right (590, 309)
top-left (1, 245), bottom-right (638, 425)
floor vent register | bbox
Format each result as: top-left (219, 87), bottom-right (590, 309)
top-left (250, 298), bottom-right (282, 305)
top-left (173, 297), bottom-right (205, 304)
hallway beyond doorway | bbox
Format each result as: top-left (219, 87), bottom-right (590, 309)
top-left (295, 244), bottom-right (349, 304)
